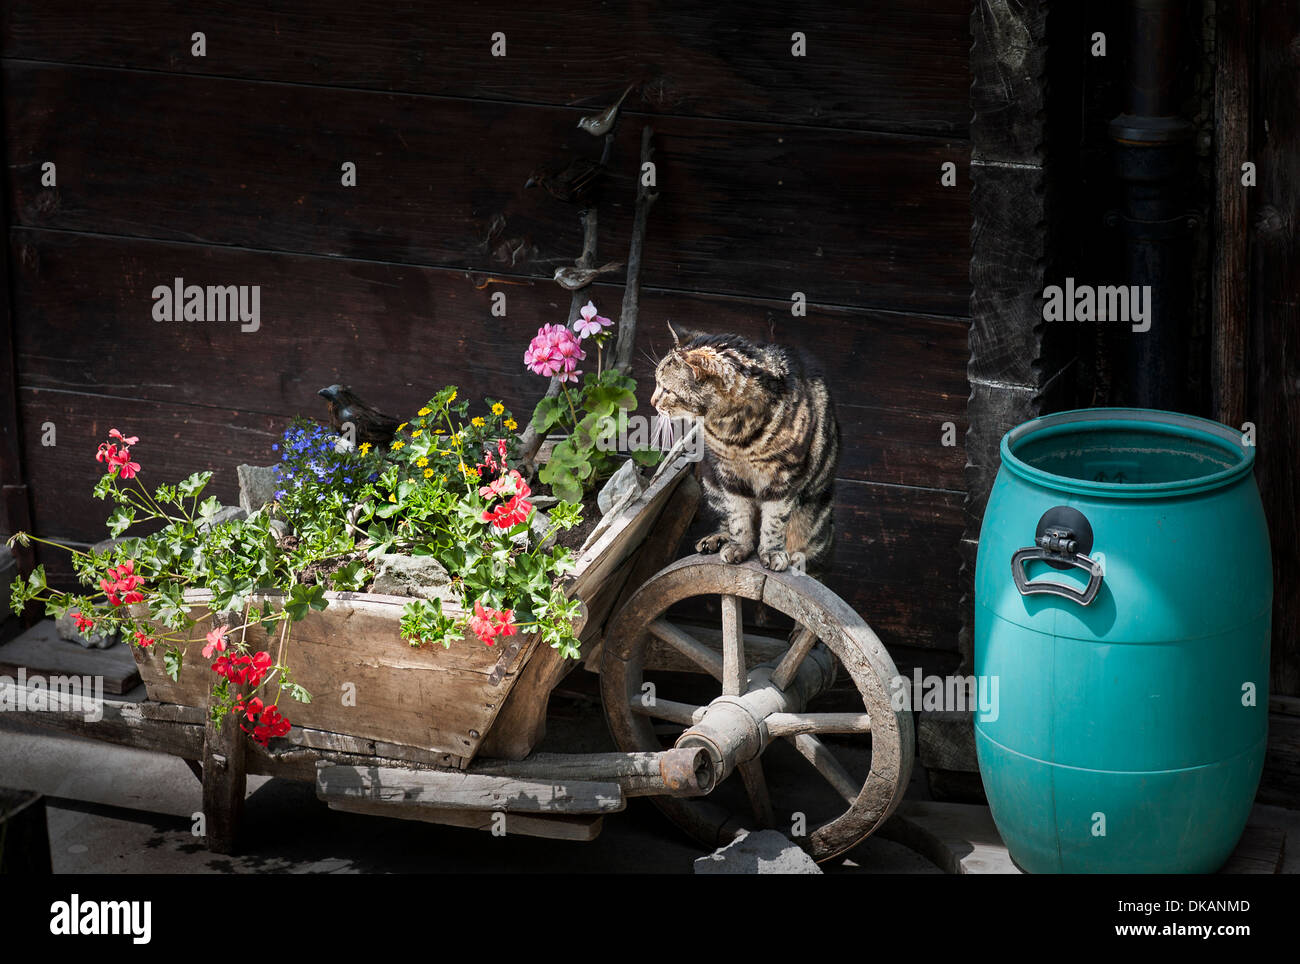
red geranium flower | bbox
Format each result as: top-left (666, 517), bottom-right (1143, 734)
top-left (468, 600), bottom-right (517, 646)
top-left (202, 626), bottom-right (228, 659)
top-left (70, 611), bottom-right (95, 633)
top-left (132, 629), bottom-right (155, 648)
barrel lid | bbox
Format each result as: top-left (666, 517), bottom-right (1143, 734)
top-left (1000, 408), bottom-right (1254, 499)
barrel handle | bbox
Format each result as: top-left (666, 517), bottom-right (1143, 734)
top-left (1011, 546), bottom-right (1103, 605)
top-left (1011, 508), bottom-right (1103, 606)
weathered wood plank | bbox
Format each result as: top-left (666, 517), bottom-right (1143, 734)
top-left (1252, 0), bottom-right (1300, 698)
top-left (1, 0), bottom-right (971, 136)
top-left (3, 63), bottom-right (970, 315)
top-left (0, 618), bottom-right (139, 694)
top-left (323, 796), bottom-right (604, 842)
top-left (10, 230), bottom-right (969, 492)
top-left (315, 762), bottom-right (625, 814)
top-left (1211, 0), bottom-right (1254, 428)
top-left (0, 681), bottom-right (205, 758)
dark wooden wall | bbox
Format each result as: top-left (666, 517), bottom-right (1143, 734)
top-left (0, 3), bottom-right (972, 661)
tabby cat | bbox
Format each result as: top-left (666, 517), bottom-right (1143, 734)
top-left (651, 327), bottom-right (840, 575)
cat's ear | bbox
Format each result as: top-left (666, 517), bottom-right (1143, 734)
top-left (681, 346), bottom-right (733, 384)
top-left (666, 320), bottom-right (703, 348)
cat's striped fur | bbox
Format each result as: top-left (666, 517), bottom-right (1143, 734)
top-left (651, 329), bottom-right (839, 575)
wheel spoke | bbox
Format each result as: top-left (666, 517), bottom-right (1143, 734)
top-left (630, 697), bottom-right (706, 726)
top-left (720, 595), bottom-right (746, 696)
top-left (738, 759), bottom-right (776, 828)
top-left (766, 712), bottom-right (871, 737)
top-left (770, 625), bottom-right (819, 691)
top-left (648, 620), bottom-right (724, 682)
top-left (787, 733), bottom-right (860, 804)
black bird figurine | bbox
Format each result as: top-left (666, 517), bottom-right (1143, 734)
top-left (318, 384), bottom-right (401, 446)
top-left (525, 135), bottom-right (613, 209)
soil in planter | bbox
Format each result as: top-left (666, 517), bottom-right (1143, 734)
top-left (553, 492), bottom-right (603, 555)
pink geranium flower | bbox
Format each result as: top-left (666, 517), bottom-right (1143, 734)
top-left (524, 323), bottom-right (586, 379)
top-left (573, 301), bottom-right (612, 339)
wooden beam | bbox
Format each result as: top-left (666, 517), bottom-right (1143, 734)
top-left (1211, 0), bottom-right (1255, 427)
top-left (315, 762), bottom-right (625, 814)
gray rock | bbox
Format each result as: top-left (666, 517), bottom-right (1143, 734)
top-left (370, 553), bottom-right (453, 601)
top-left (55, 612), bottom-right (119, 650)
top-left (512, 508), bottom-right (554, 552)
top-left (237, 463), bottom-right (279, 515)
top-left (529, 495), bottom-right (561, 511)
top-left (597, 459), bottom-right (643, 518)
top-left (693, 830), bottom-right (823, 875)
top-left (197, 505), bottom-right (247, 531)
top-left (90, 537), bottom-right (129, 556)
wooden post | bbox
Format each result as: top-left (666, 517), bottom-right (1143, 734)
top-left (201, 702), bottom-right (246, 854)
top-left (1211, 0), bottom-right (1255, 428)
top-left (938, 1), bottom-right (1080, 802)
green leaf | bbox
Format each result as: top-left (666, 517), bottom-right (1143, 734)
top-left (286, 582), bottom-right (328, 621)
top-left (197, 496), bottom-right (222, 523)
top-left (630, 447), bottom-right (663, 467)
top-left (178, 471), bottom-right (213, 498)
top-left (163, 646), bottom-right (183, 683)
top-left (531, 396), bottom-right (565, 433)
top-left (106, 506), bottom-right (136, 538)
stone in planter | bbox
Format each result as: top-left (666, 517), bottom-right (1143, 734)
top-left (693, 830), bottom-right (822, 875)
top-left (237, 463), bottom-right (279, 515)
top-left (597, 459), bottom-right (643, 518)
top-left (55, 611), bottom-right (119, 650)
top-left (370, 554), bottom-right (453, 601)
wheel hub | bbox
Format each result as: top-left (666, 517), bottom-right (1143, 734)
top-left (675, 645), bottom-right (837, 793)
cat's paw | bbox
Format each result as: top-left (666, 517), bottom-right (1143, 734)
top-left (719, 542), bottom-right (754, 564)
top-left (759, 549), bottom-right (790, 572)
top-left (696, 532), bottom-right (729, 554)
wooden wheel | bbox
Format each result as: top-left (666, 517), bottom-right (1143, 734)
top-left (601, 555), bottom-right (913, 863)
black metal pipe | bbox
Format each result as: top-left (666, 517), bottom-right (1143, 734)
top-left (1108, 0), bottom-right (1197, 410)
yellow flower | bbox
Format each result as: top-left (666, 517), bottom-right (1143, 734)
top-left (388, 492), bottom-right (397, 503)
top-left (471, 417), bottom-right (485, 427)
top-left (440, 475), bottom-right (448, 483)
top-left (492, 403), bottom-right (505, 416)
top-left (397, 422), bottom-right (408, 431)
top-left (358, 442), bottom-right (372, 455)
top-left (417, 407), bottom-right (432, 416)
top-left (504, 418), bottom-right (517, 431)
top-left (449, 433), bottom-right (461, 446)
top-left (448, 390), bottom-right (457, 403)
top-left (424, 468), bottom-right (434, 479)
top-left (435, 428), bottom-right (446, 435)
top-left (412, 429), bottom-right (423, 438)
top-left (440, 449), bottom-right (450, 456)
top-left (416, 456), bottom-right (428, 467)
top-left (391, 440), bottom-right (405, 451)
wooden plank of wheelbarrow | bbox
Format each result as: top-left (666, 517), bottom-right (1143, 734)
top-left (315, 762), bottom-right (625, 814)
top-left (323, 796), bottom-right (604, 842)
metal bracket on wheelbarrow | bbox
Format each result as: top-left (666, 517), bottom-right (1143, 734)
top-left (1011, 506), bottom-right (1104, 606)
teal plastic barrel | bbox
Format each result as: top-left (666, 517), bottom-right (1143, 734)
top-left (974, 408), bottom-right (1271, 873)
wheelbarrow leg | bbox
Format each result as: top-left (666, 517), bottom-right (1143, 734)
top-left (201, 708), bottom-right (245, 854)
